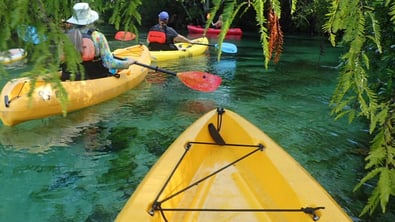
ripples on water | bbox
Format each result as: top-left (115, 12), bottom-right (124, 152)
top-left (1, 34), bottom-right (394, 221)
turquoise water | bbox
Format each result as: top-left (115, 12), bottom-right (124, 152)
top-left (1, 33), bottom-right (394, 221)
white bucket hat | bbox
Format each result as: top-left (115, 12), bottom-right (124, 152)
top-left (67, 3), bottom-right (99, 25)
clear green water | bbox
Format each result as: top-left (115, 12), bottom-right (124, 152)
top-left (1, 33), bottom-right (394, 221)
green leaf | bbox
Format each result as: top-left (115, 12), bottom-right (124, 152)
top-left (378, 169), bottom-right (391, 213)
top-left (354, 167), bottom-right (382, 192)
top-left (359, 186), bottom-right (380, 216)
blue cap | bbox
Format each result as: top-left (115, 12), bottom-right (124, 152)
top-left (158, 11), bottom-right (169, 21)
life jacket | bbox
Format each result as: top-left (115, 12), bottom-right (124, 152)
top-left (147, 30), bottom-right (166, 44)
top-left (61, 30), bottom-right (110, 81)
top-left (147, 25), bottom-right (177, 51)
top-left (81, 31), bottom-right (97, 61)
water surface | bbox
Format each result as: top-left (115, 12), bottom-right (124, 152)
top-left (0, 33), bottom-right (393, 221)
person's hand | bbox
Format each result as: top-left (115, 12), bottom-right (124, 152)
top-left (128, 58), bottom-right (136, 65)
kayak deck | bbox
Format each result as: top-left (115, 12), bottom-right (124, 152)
top-left (0, 44), bottom-right (150, 126)
top-left (150, 37), bottom-right (209, 62)
top-left (116, 108), bottom-right (352, 222)
top-left (156, 143), bottom-right (302, 222)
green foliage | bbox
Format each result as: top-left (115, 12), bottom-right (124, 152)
top-left (291, 1), bottom-right (313, 29)
top-left (325, 0), bottom-right (395, 216)
top-left (290, 0), bottom-right (298, 14)
top-left (1, 0), bottom-right (394, 217)
top-left (107, 0), bottom-right (142, 38)
top-left (288, 0), bottom-right (331, 34)
top-left (367, 11), bottom-right (382, 54)
top-left (204, 0), bottom-right (250, 61)
top-left (389, 1), bottom-right (395, 23)
top-left (251, 0), bottom-right (270, 67)
top-left (0, 0), bottom-right (142, 112)
top-left (205, 0), bottom-right (283, 67)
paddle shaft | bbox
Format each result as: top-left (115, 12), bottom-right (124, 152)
top-left (134, 61), bottom-right (176, 76)
top-left (113, 54), bottom-right (222, 92)
top-left (191, 42), bottom-right (216, 47)
top-left (192, 42), bottom-right (237, 54)
top-left (113, 55), bottom-right (176, 76)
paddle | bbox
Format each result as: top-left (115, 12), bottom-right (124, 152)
top-left (133, 61), bottom-right (222, 92)
top-left (17, 25), bottom-right (46, 44)
top-left (191, 42), bottom-right (238, 54)
top-left (114, 31), bottom-right (136, 41)
top-left (113, 54), bottom-right (221, 92)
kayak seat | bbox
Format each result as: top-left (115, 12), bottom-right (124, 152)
top-left (208, 123), bottom-right (226, 145)
top-left (176, 44), bottom-right (191, 52)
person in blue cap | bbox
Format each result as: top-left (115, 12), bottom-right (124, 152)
top-left (147, 11), bottom-right (192, 51)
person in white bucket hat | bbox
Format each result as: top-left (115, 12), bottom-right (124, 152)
top-left (67, 2), bottom-right (99, 25)
top-left (61, 2), bottom-right (135, 80)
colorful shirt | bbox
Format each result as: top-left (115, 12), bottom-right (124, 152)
top-left (84, 29), bottom-right (130, 69)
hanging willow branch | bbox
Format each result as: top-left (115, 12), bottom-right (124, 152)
top-left (267, 7), bottom-right (283, 63)
top-left (205, 0), bottom-right (282, 68)
top-left (324, 0), bottom-right (395, 216)
top-left (0, 0), bottom-right (142, 113)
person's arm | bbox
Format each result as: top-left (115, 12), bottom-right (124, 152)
top-left (212, 21), bottom-right (221, 28)
top-left (92, 31), bottom-right (135, 69)
top-left (174, 34), bottom-right (192, 43)
top-left (166, 26), bottom-right (192, 44)
top-left (212, 15), bottom-right (223, 28)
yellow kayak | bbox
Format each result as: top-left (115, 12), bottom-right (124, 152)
top-left (150, 37), bottom-right (209, 62)
top-left (116, 108), bottom-right (353, 222)
top-left (0, 44), bottom-right (150, 126)
top-left (0, 48), bottom-right (27, 65)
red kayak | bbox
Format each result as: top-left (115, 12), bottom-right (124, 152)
top-left (114, 31), bottom-right (136, 41)
top-left (187, 25), bottom-right (243, 36)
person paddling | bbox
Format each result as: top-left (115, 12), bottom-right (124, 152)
top-left (147, 11), bottom-right (193, 51)
top-left (61, 2), bottom-right (135, 81)
top-left (211, 15), bottom-right (223, 29)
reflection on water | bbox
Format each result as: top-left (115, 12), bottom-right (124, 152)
top-left (0, 34), bottom-right (394, 221)
top-left (0, 109), bottom-right (108, 152)
top-left (154, 53), bottom-right (209, 70)
top-left (212, 58), bottom-right (236, 80)
top-left (1, 59), bottom-right (28, 71)
top-left (0, 82), bottom-right (150, 152)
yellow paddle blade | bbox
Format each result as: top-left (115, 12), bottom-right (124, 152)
top-left (177, 71), bottom-right (222, 92)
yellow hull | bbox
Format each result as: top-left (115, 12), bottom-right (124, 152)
top-left (0, 44), bottom-right (150, 126)
top-left (116, 108), bottom-right (353, 222)
top-left (0, 48), bottom-right (27, 65)
top-left (150, 37), bottom-right (209, 62)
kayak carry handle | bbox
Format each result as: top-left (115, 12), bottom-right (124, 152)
top-left (4, 95), bottom-right (10, 107)
top-left (208, 123), bottom-right (226, 145)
